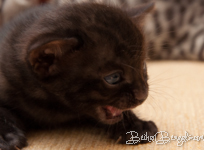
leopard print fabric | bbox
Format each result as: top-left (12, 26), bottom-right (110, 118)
top-left (145, 0), bottom-right (204, 60)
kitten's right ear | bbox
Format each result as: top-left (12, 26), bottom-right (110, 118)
top-left (124, 2), bottom-right (155, 25)
top-left (28, 38), bottom-right (78, 78)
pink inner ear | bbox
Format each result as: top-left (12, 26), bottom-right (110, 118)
top-left (44, 48), bottom-right (54, 55)
top-left (28, 38), bottom-right (79, 78)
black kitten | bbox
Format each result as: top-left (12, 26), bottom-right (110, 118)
top-left (0, 2), bottom-right (157, 150)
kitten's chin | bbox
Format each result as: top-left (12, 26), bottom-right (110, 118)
top-left (96, 106), bottom-right (123, 125)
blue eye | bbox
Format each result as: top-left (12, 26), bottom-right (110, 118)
top-left (104, 73), bottom-right (121, 85)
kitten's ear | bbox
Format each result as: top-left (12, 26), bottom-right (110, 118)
top-left (124, 2), bottom-right (155, 25)
top-left (28, 38), bottom-right (78, 78)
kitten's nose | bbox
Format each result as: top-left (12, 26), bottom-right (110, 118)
top-left (134, 89), bottom-right (148, 101)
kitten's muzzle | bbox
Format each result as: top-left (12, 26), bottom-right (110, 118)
top-left (133, 89), bottom-right (148, 102)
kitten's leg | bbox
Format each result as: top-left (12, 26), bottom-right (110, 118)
top-left (107, 110), bottom-right (158, 144)
top-left (0, 108), bottom-right (27, 150)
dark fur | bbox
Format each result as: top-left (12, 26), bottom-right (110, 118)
top-left (0, 3), bottom-right (157, 149)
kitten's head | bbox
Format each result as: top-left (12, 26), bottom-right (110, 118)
top-left (26, 3), bottom-right (154, 124)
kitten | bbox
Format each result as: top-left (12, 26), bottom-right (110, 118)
top-left (0, 2), bottom-right (157, 150)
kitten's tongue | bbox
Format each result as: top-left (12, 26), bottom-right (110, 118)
top-left (103, 106), bottom-right (122, 119)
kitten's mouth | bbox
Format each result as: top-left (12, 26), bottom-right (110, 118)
top-left (103, 106), bottom-right (122, 119)
top-left (97, 105), bottom-right (123, 124)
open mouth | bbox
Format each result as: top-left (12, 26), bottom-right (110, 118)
top-left (103, 106), bottom-right (122, 119)
top-left (99, 105), bottom-right (123, 124)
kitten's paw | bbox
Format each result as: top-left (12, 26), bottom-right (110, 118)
top-left (107, 111), bottom-right (158, 145)
top-left (0, 127), bottom-right (27, 150)
top-left (0, 108), bottom-right (27, 150)
top-left (134, 121), bottom-right (158, 144)
top-left (111, 120), bottom-right (158, 144)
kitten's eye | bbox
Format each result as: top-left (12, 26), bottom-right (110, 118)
top-left (104, 73), bottom-right (121, 85)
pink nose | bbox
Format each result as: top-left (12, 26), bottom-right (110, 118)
top-left (134, 89), bottom-right (148, 101)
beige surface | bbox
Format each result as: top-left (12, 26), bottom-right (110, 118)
top-left (23, 61), bottom-right (204, 150)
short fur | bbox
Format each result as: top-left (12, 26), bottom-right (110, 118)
top-left (0, 3), bottom-right (157, 150)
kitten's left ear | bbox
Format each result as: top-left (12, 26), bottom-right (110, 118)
top-left (124, 2), bottom-right (155, 25)
top-left (28, 38), bottom-right (78, 78)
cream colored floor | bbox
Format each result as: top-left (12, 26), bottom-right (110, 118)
top-left (24, 61), bottom-right (204, 150)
